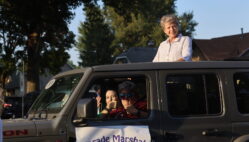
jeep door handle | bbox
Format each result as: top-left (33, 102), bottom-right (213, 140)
top-left (202, 128), bottom-right (219, 136)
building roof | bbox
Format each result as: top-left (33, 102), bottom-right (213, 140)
top-left (193, 33), bottom-right (249, 60)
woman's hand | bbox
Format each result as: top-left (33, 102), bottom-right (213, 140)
top-left (96, 96), bottom-right (102, 107)
top-left (126, 105), bottom-right (138, 115)
top-left (106, 101), bottom-right (117, 109)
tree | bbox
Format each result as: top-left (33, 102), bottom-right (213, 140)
top-left (0, 0), bottom-right (81, 92)
top-left (178, 12), bottom-right (198, 37)
top-left (67, 60), bottom-right (77, 69)
top-left (77, 1), bottom-right (114, 66)
top-left (104, 8), bottom-right (153, 55)
top-left (0, 3), bottom-right (25, 88)
top-left (103, 0), bottom-right (176, 21)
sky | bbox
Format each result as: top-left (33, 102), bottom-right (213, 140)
top-left (68, 0), bottom-right (249, 65)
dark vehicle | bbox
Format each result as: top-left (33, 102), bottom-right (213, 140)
top-left (2, 97), bottom-right (22, 119)
top-left (3, 61), bottom-right (249, 142)
top-left (1, 92), bottom-right (39, 119)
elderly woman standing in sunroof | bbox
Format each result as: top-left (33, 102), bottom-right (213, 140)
top-left (153, 14), bottom-right (192, 62)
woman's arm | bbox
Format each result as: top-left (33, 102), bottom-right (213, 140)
top-left (181, 36), bottom-right (192, 61)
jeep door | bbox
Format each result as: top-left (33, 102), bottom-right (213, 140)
top-left (159, 70), bottom-right (233, 142)
top-left (229, 71), bottom-right (249, 142)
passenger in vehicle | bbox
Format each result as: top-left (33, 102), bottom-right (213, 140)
top-left (153, 14), bottom-right (192, 62)
top-left (114, 81), bottom-right (148, 119)
top-left (87, 84), bottom-right (102, 114)
top-left (100, 90), bottom-right (122, 118)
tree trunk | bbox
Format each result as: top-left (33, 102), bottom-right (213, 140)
top-left (26, 32), bottom-right (40, 93)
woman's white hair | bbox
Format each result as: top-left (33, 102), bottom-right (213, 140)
top-left (160, 14), bottom-right (179, 30)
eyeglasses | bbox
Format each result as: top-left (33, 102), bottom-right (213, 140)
top-left (119, 93), bottom-right (133, 100)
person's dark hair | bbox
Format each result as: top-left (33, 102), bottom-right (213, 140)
top-left (118, 81), bottom-right (135, 92)
top-left (93, 84), bottom-right (101, 91)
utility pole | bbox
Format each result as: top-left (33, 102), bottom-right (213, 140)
top-left (21, 60), bottom-right (26, 118)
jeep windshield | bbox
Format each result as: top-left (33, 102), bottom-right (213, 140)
top-left (29, 73), bottom-right (83, 116)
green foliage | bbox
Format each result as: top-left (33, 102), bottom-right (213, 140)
top-left (67, 60), bottom-right (77, 69)
top-left (103, 0), bottom-right (176, 21)
top-left (106, 9), bottom-right (152, 55)
top-left (178, 12), bottom-right (198, 37)
top-left (77, 2), bottom-right (114, 66)
top-left (0, 2), bottom-right (26, 87)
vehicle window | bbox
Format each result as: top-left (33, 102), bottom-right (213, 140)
top-left (234, 72), bottom-right (249, 113)
top-left (30, 73), bottom-right (83, 113)
top-left (82, 76), bottom-right (149, 120)
top-left (166, 74), bottom-right (221, 117)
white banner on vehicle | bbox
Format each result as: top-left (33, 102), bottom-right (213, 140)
top-left (76, 125), bottom-right (151, 142)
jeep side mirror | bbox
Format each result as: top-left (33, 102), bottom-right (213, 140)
top-left (73, 98), bottom-right (97, 126)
